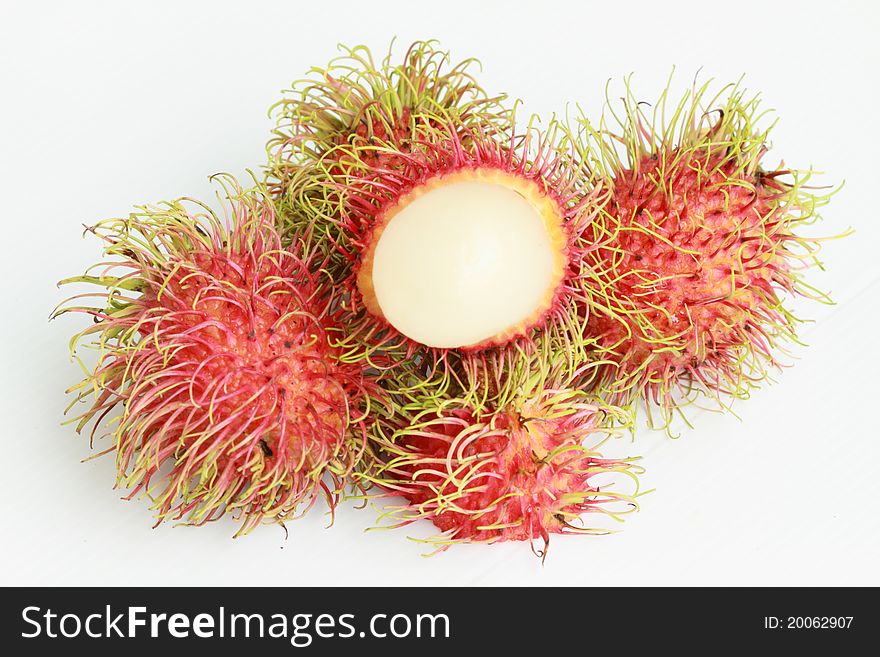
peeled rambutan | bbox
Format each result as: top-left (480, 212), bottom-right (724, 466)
top-left (364, 356), bottom-right (640, 558)
top-left (266, 41), bottom-right (609, 409)
top-left (281, 114), bottom-right (606, 411)
top-left (54, 178), bottom-right (378, 535)
top-left (342, 120), bottom-right (598, 348)
top-left (573, 80), bottom-right (840, 423)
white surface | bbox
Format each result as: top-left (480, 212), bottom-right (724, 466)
top-left (372, 178), bottom-right (556, 348)
top-left (1, 0), bottom-right (878, 586)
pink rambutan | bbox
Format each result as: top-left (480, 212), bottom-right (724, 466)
top-left (365, 358), bottom-right (640, 557)
top-left (267, 40), bottom-right (511, 198)
top-left (574, 80), bottom-right (840, 423)
top-left (54, 179), bottom-right (379, 535)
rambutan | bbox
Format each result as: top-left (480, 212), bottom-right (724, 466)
top-left (573, 79), bottom-right (840, 423)
top-left (54, 178), bottom-right (379, 535)
top-left (363, 356), bottom-right (640, 557)
top-left (267, 40), bottom-right (511, 200)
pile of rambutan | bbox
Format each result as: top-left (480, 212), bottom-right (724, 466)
top-left (54, 41), bottom-right (840, 556)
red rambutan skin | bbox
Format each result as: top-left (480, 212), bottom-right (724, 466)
top-left (372, 393), bottom-right (635, 555)
top-left (571, 81), bottom-right (838, 421)
top-left (326, 106), bottom-right (424, 174)
top-left (584, 144), bottom-right (826, 415)
top-left (267, 40), bottom-right (511, 196)
top-left (125, 248), bottom-right (348, 495)
top-left (58, 188), bottom-right (375, 534)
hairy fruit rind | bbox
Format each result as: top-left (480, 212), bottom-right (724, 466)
top-left (573, 78), bottom-right (841, 425)
top-left (267, 40), bottom-right (512, 199)
top-left (363, 356), bottom-right (641, 558)
top-left (54, 179), bottom-right (379, 535)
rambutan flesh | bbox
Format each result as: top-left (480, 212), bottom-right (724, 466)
top-left (364, 359), bottom-right (640, 557)
top-left (574, 80), bottom-right (840, 423)
top-left (54, 180), bottom-right (378, 535)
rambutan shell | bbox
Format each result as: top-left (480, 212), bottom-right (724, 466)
top-left (56, 180), bottom-right (380, 534)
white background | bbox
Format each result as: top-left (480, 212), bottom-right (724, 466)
top-left (1, 0), bottom-right (878, 586)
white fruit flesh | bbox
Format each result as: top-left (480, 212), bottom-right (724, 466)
top-left (359, 170), bottom-right (567, 349)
